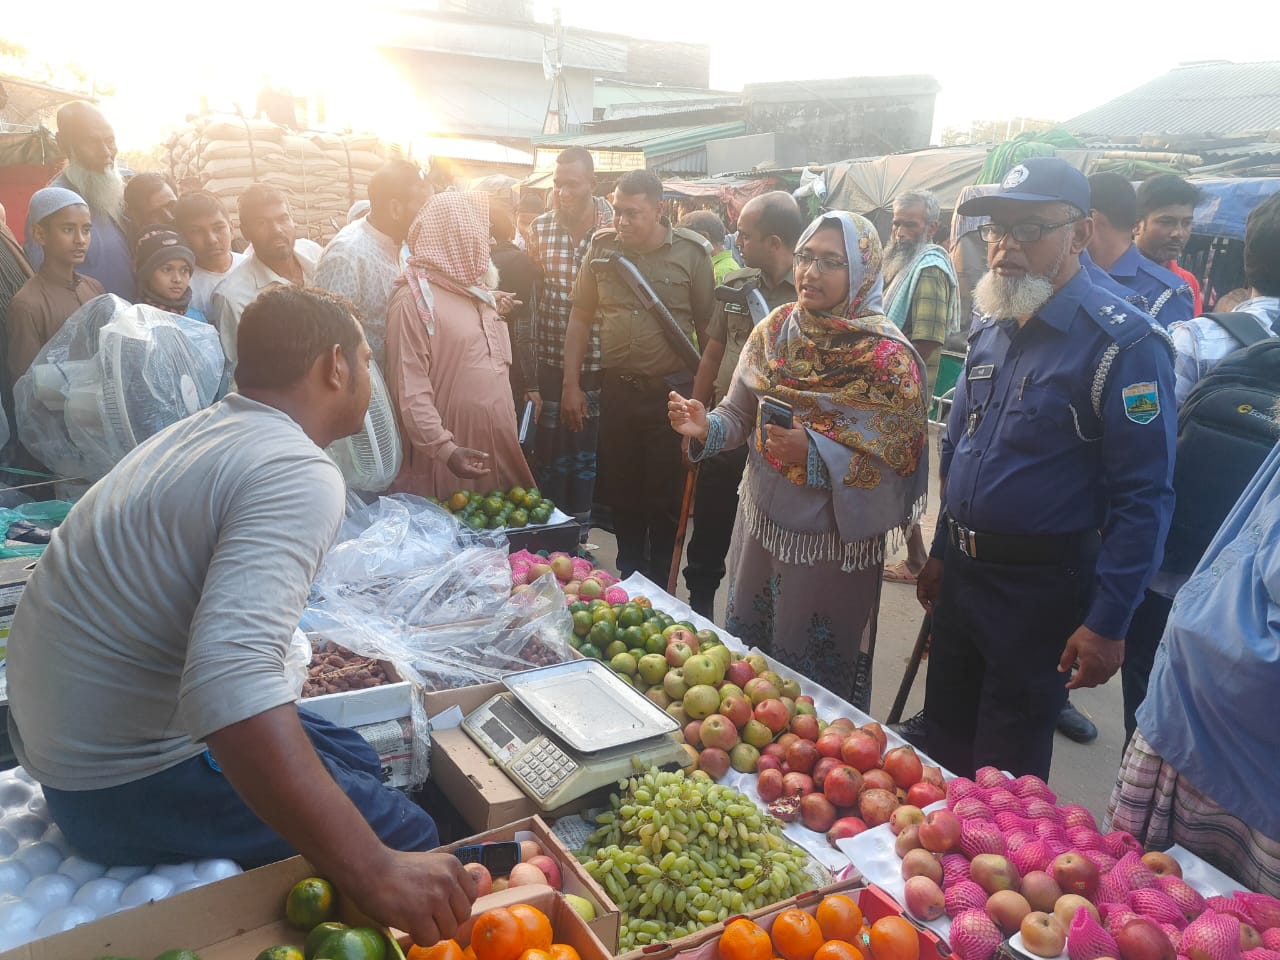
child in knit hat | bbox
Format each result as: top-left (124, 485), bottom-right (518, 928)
top-left (133, 226), bottom-right (205, 322)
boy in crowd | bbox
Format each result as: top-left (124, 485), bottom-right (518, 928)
top-left (134, 226), bottom-right (205, 322)
top-left (175, 192), bottom-right (245, 317)
top-left (6, 187), bottom-right (104, 385)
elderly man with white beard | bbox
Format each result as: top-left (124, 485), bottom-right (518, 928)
top-left (914, 158), bottom-right (1176, 782)
top-left (24, 102), bottom-right (134, 299)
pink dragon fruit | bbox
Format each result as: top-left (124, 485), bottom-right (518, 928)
top-left (954, 797), bottom-right (996, 821)
top-left (1158, 876), bottom-right (1208, 922)
top-left (1181, 912), bottom-right (1243, 960)
top-left (1104, 830), bottom-right (1145, 859)
top-left (951, 908), bottom-right (1003, 960)
top-left (1013, 839), bottom-right (1052, 875)
top-left (960, 819), bottom-right (1007, 858)
top-left (603, 585), bottom-right (629, 605)
top-left (947, 777), bottom-right (980, 806)
top-left (1209, 898), bottom-right (1259, 926)
top-left (1061, 804), bottom-right (1100, 832)
top-left (1131, 887), bottom-right (1189, 928)
top-left (1101, 904), bottom-right (1141, 934)
top-left (942, 853), bottom-right (971, 889)
top-left (946, 880), bottom-right (989, 918)
top-left (1097, 868), bottom-right (1132, 906)
top-left (1113, 852), bottom-right (1160, 891)
top-left (1237, 895), bottom-right (1280, 932)
top-left (1070, 904), bottom-right (1122, 960)
top-left (976, 766), bottom-right (1010, 789)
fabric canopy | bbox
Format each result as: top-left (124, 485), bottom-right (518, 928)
top-left (661, 176), bottom-right (784, 222)
top-left (824, 149), bottom-right (987, 227)
top-left (1189, 177), bottom-right (1280, 240)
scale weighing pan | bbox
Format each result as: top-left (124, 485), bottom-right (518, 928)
top-left (503, 659), bottom-right (679, 753)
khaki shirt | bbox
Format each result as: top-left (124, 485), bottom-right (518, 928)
top-left (706, 267), bottom-right (796, 403)
top-left (571, 222), bottom-right (715, 377)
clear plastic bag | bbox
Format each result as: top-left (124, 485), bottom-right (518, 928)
top-left (14, 295), bottom-right (230, 481)
top-left (284, 628), bottom-right (312, 699)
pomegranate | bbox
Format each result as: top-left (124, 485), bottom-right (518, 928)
top-left (884, 745), bottom-right (924, 789)
top-left (823, 765), bottom-right (864, 808)
top-left (840, 731), bottom-right (882, 772)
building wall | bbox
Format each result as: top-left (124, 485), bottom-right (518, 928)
top-left (623, 40), bottom-right (711, 89)
top-left (748, 93), bottom-right (936, 162)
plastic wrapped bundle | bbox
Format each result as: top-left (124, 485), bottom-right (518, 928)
top-left (15, 296), bottom-right (230, 482)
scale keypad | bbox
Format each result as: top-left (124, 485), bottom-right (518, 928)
top-left (511, 739), bottom-right (578, 798)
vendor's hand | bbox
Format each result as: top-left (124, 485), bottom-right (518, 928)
top-left (916, 557), bottom-right (943, 613)
top-left (562, 383), bottom-right (589, 432)
top-left (351, 849), bottom-right (477, 946)
top-left (1059, 625), bottom-right (1124, 689)
top-left (447, 446), bottom-right (492, 479)
top-left (494, 290), bottom-right (522, 317)
top-left (668, 392), bottom-right (709, 443)
top-left (764, 424), bottom-right (808, 465)
top-left (524, 390), bottom-right (543, 422)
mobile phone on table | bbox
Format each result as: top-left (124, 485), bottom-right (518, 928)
top-left (452, 841), bottom-right (522, 875)
top-left (759, 396), bottom-right (794, 447)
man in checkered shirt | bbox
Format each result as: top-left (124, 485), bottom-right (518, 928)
top-left (525, 148), bottom-right (614, 536)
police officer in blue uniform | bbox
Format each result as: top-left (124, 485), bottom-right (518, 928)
top-left (916, 158), bottom-right (1177, 780)
top-left (1085, 172), bottom-right (1194, 328)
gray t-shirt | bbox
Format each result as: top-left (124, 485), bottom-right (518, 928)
top-left (7, 394), bottom-right (346, 791)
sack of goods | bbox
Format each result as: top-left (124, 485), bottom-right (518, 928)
top-left (14, 294), bottom-right (230, 482)
top-left (165, 114), bottom-right (395, 245)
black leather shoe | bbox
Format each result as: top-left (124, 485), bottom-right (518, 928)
top-left (688, 593), bottom-right (715, 620)
top-left (889, 710), bottom-right (928, 749)
top-left (1056, 701), bottom-right (1098, 743)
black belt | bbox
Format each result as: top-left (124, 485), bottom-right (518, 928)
top-left (946, 516), bottom-right (1099, 566)
top-left (604, 370), bottom-right (684, 391)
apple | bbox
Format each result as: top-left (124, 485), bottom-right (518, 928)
top-left (895, 825), bottom-right (923, 858)
top-left (970, 854), bottom-right (1020, 895)
top-left (666, 641), bottom-right (694, 668)
top-left (790, 714), bottom-right (820, 741)
top-left (637, 654), bottom-right (669, 686)
top-left (684, 684), bottom-right (722, 720)
top-left (779, 677), bottom-right (802, 699)
top-left (800, 793), bottom-right (838, 832)
top-left (729, 742), bottom-right (760, 773)
top-left (699, 747), bottom-right (731, 779)
top-left (919, 809), bottom-right (963, 853)
top-left (509, 862), bottom-right (549, 887)
top-left (645, 687), bottom-right (672, 709)
top-left (883, 746), bottom-right (924, 789)
top-left (683, 654), bottom-right (724, 688)
top-left (744, 653), bottom-right (768, 673)
top-left (757, 768), bottom-right (784, 803)
top-left (666, 703), bottom-right (689, 725)
top-left (1241, 924), bottom-right (1263, 952)
top-left (901, 847), bottom-right (943, 884)
top-left (754, 699), bottom-right (790, 735)
top-left (700, 714), bottom-right (739, 752)
top-left (823, 765), bottom-right (864, 808)
top-left (1020, 912), bottom-right (1067, 958)
top-left (464, 862), bottom-right (493, 896)
top-left (906, 781), bottom-right (947, 807)
top-left (742, 719), bottom-right (773, 748)
top-left (725, 660), bottom-right (756, 688)
top-left (718, 695), bottom-right (753, 729)
top-left (683, 720), bottom-right (703, 747)
top-left (840, 732), bottom-right (882, 772)
top-left (782, 771), bottom-right (815, 797)
top-left (744, 677), bottom-right (781, 705)
top-left (1114, 918), bottom-right (1175, 960)
top-left (827, 816), bottom-right (868, 847)
top-left (986, 890), bottom-right (1032, 935)
top-left (680, 743), bottom-right (699, 768)
top-left (776, 732), bottom-right (800, 751)
top-left (1140, 851), bottom-right (1182, 878)
top-left (491, 877), bottom-right (509, 892)
top-left (526, 854), bottom-right (562, 890)
top-left (890, 805), bottom-right (926, 836)
top-left (758, 755), bottom-right (781, 773)
top-left (664, 669), bottom-right (689, 700)
top-left (786, 739), bottom-right (820, 774)
top-left (718, 682), bottom-right (744, 701)
top-left (905, 876), bottom-right (946, 921)
top-left (1053, 894), bottom-right (1098, 931)
top-left (564, 894), bottom-right (595, 922)
top-left (1052, 852), bottom-right (1099, 899)
top-left (1020, 871), bottom-right (1063, 913)
top-left (664, 627), bottom-right (699, 651)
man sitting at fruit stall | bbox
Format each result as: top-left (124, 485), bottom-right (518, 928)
top-left (1106, 417), bottom-right (1280, 896)
top-left (385, 190), bottom-right (536, 498)
top-left (5, 286), bottom-right (476, 947)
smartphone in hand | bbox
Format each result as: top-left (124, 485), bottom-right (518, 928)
top-left (759, 396), bottom-right (794, 447)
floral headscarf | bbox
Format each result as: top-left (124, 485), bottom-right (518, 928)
top-left (738, 211), bottom-right (928, 546)
top-left (396, 191), bottom-right (495, 334)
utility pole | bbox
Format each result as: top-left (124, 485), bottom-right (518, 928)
top-left (542, 6), bottom-right (569, 135)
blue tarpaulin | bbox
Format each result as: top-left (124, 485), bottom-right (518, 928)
top-left (1191, 178), bottom-right (1280, 240)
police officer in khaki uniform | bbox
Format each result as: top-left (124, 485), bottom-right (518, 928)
top-left (683, 192), bottom-right (805, 617)
top-left (563, 170), bottom-right (715, 583)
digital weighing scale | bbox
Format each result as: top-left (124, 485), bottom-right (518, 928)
top-left (462, 659), bottom-right (692, 809)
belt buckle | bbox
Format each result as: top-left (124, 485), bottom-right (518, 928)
top-left (955, 521), bottom-right (975, 559)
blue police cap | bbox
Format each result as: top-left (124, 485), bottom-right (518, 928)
top-left (956, 157), bottom-right (1091, 217)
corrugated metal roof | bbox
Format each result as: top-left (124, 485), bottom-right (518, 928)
top-left (593, 82), bottom-right (739, 109)
top-left (1066, 61), bottom-right (1280, 137)
top-left (532, 121), bottom-right (748, 157)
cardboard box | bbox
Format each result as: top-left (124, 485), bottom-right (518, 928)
top-left (425, 683), bottom-right (601, 832)
top-left (0, 558), bottom-right (38, 668)
top-left (0, 857), bottom-right (612, 960)
top-left (438, 815), bottom-right (620, 951)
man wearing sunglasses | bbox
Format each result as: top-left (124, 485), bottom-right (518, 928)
top-left (915, 157), bottom-right (1176, 781)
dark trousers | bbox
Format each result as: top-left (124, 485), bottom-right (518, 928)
top-left (683, 445), bottom-right (748, 611)
top-left (1122, 589), bottom-right (1174, 745)
top-left (597, 373), bottom-right (686, 584)
top-left (43, 710), bottom-right (439, 868)
top-left (924, 540), bottom-right (1095, 781)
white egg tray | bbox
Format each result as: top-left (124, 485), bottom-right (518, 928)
top-left (0, 767), bottom-right (242, 950)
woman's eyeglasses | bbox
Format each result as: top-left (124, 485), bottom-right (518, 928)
top-left (794, 251), bottom-right (849, 275)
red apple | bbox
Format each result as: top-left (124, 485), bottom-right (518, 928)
top-left (509, 862), bottom-right (549, 887)
top-left (986, 890), bottom-right (1032, 935)
top-left (840, 732), bottom-right (882, 772)
top-left (1140, 851), bottom-right (1182, 878)
top-left (889, 804), bottom-right (926, 836)
top-left (683, 720), bottom-right (703, 747)
top-left (666, 641), bottom-right (694, 667)
top-left (725, 660), bottom-right (756, 688)
top-left (901, 847), bottom-right (943, 884)
top-left (754, 699), bottom-right (790, 735)
top-left (918, 809), bottom-right (962, 853)
top-left (823, 765), bottom-right (864, 808)
top-left (1114, 917), bottom-right (1175, 960)
top-left (526, 854), bottom-right (562, 890)
top-left (905, 876), bottom-right (946, 921)
top-left (1020, 912), bottom-right (1067, 958)
top-left (883, 745), bottom-right (924, 789)
top-left (699, 747), bottom-right (731, 779)
top-left (1052, 852), bottom-right (1099, 899)
top-left (906, 781), bottom-right (946, 808)
top-left (717, 695), bottom-right (753, 729)
top-left (827, 816), bottom-right (868, 847)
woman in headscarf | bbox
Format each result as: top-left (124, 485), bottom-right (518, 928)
top-left (668, 212), bottom-right (928, 709)
top-left (384, 191), bottom-right (535, 500)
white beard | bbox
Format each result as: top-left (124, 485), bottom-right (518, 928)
top-left (63, 160), bottom-right (124, 221)
top-left (883, 238), bottom-right (923, 285)
top-left (973, 270), bottom-right (1057, 319)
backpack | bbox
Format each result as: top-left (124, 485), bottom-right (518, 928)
top-left (1163, 312), bottom-right (1280, 575)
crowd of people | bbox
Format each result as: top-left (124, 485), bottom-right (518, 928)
top-left (0, 97), bottom-right (1274, 935)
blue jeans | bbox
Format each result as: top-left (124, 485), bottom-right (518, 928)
top-left (43, 710), bottom-right (438, 867)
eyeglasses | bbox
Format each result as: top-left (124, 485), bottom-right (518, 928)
top-left (794, 251), bottom-right (849, 274)
top-left (978, 218), bottom-right (1079, 244)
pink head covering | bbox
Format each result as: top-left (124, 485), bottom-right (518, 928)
top-left (397, 191), bottom-right (494, 333)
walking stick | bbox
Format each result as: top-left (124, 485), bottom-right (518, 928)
top-left (668, 465), bottom-right (698, 595)
top-left (887, 612), bottom-right (931, 724)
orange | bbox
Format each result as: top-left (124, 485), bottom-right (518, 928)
top-left (464, 948), bottom-right (478, 960)
top-left (868, 917), bottom-right (919, 960)
top-left (771, 910), bottom-right (825, 960)
top-left (410, 942), bottom-right (466, 960)
top-left (814, 941), bottom-right (866, 960)
top-left (471, 908), bottom-right (526, 960)
top-left (720, 919), bottom-right (773, 960)
top-left (816, 896), bottom-right (864, 944)
top-left (518, 951), bottom-right (553, 960)
top-left (549, 945), bottom-right (580, 960)
top-left (510, 904), bottom-right (554, 952)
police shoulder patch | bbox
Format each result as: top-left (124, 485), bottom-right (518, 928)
top-left (1121, 381), bottom-right (1160, 424)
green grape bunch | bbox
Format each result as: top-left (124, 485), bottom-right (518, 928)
top-left (577, 768), bottom-right (817, 951)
